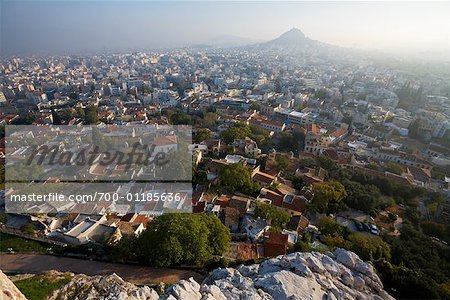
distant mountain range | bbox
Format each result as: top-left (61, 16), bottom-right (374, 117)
top-left (189, 27), bottom-right (328, 52)
top-left (255, 27), bottom-right (334, 53)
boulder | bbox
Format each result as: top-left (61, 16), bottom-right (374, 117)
top-left (205, 268), bottom-right (239, 284)
top-left (254, 270), bottom-right (325, 300)
top-left (171, 279), bottom-right (202, 300)
top-left (258, 258), bottom-right (283, 275)
top-left (237, 264), bottom-right (259, 277)
top-left (200, 284), bottom-right (227, 300)
top-left (305, 256), bottom-right (327, 274)
top-left (321, 254), bottom-right (341, 276)
top-left (355, 261), bottom-right (374, 276)
top-left (291, 259), bottom-right (313, 277)
top-left (0, 270), bottom-right (27, 300)
top-left (333, 248), bottom-right (361, 269)
top-left (353, 275), bottom-right (365, 291)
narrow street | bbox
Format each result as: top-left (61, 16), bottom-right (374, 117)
top-left (0, 254), bottom-right (203, 285)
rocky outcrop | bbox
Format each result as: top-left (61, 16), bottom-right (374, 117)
top-left (167, 248), bottom-right (395, 300)
top-left (47, 272), bottom-right (159, 300)
top-left (12, 248), bottom-right (393, 300)
top-left (0, 270), bottom-right (27, 300)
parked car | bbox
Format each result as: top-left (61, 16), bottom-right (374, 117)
top-left (362, 223), bottom-right (370, 232)
top-left (370, 224), bottom-right (379, 235)
top-left (354, 221), bottom-right (363, 231)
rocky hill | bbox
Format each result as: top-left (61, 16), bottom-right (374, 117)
top-left (265, 28), bottom-right (310, 46)
top-left (256, 27), bottom-right (321, 51)
top-left (46, 272), bottom-right (159, 300)
top-left (6, 248), bottom-right (394, 300)
top-left (167, 248), bottom-right (394, 300)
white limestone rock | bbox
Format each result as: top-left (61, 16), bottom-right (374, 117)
top-left (29, 249), bottom-right (394, 300)
top-left (258, 258), bottom-right (283, 275)
top-left (292, 259), bottom-right (313, 277)
top-left (306, 255), bottom-right (327, 274)
top-left (321, 254), bottom-right (341, 276)
top-left (334, 248), bottom-right (361, 269)
top-left (237, 264), bottom-right (259, 277)
top-left (254, 270), bottom-right (325, 300)
top-left (45, 272), bottom-right (159, 300)
top-left (200, 284), bottom-right (227, 300)
top-left (171, 279), bottom-right (202, 300)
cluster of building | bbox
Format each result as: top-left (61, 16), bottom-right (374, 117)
top-left (1, 45), bottom-right (449, 254)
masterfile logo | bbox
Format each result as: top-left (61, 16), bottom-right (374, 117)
top-left (5, 125), bottom-right (193, 214)
top-left (5, 125), bottom-right (192, 182)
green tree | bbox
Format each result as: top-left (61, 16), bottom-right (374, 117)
top-left (142, 84), bottom-right (152, 94)
top-left (275, 79), bottom-right (282, 93)
top-left (274, 155), bottom-right (290, 172)
top-left (109, 235), bottom-right (139, 263)
top-left (311, 180), bottom-right (347, 212)
top-left (277, 132), bottom-right (296, 152)
top-left (315, 89), bottom-right (329, 100)
top-left (291, 176), bottom-right (304, 190)
top-left (20, 223), bottom-right (35, 235)
top-left (219, 163), bottom-right (260, 195)
top-left (385, 162), bottom-right (404, 175)
top-left (249, 125), bottom-right (270, 145)
top-left (342, 180), bottom-right (381, 213)
top-left (201, 112), bottom-right (219, 129)
top-left (316, 216), bottom-right (346, 236)
top-left (194, 128), bottom-right (211, 143)
top-left (421, 221), bottom-right (446, 241)
top-left (221, 124), bottom-right (251, 144)
top-left (75, 107), bottom-right (85, 119)
top-left (250, 102), bottom-right (260, 111)
top-left (170, 112), bottom-right (192, 125)
top-left (51, 109), bottom-right (62, 125)
top-left (348, 233), bottom-right (391, 261)
top-left (137, 213), bottom-right (229, 267)
top-left (0, 212), bottom-right (8, 224)
top-left (84, 105), bottom-right (99, 124)
top-left (316, 155), bottom-right (337, 171)
top-left (293, 240), bottom-right (312, 252)
top-left (254, 203), bottom-right (290, 232)
top-left (193, 168), bottom-right (208, 185)
top-left (202, 214), bottom-right (231, 254)
top-left (367, 162), bottom-right (379, 170)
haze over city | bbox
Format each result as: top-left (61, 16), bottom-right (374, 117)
top-left (1, 1), bottom-right (449, 56)
top-left (2, 1), bottom-right (450, 300)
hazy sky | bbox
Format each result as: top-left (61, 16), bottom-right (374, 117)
top-left (1, 1), bottom-right (449, 56)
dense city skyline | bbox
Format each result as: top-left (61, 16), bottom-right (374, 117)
top-left (1, 2), bottom-right (450, 299)
top-left (1, 1), bottom-right (449, 57)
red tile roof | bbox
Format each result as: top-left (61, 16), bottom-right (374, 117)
top-left (307, 124), bottom-right (321, 134)
top-left (330, 127), bottom-right (347, 138)
top-left (253, 172), bottom-right (276, 185)
top-left (153, 135), bottom-right (177, 146)
top-left (264, 231), bottom-right (289, 257)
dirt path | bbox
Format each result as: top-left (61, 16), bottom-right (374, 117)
top-left (0, 254), bottom-right (203, 285)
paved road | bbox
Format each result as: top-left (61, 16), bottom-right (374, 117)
top-left (0, 254), bottom-right (203, 285)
